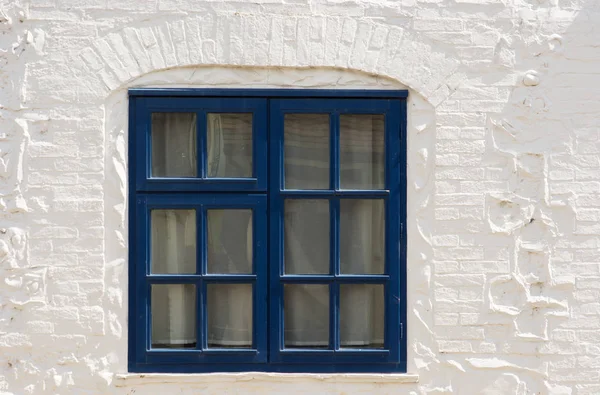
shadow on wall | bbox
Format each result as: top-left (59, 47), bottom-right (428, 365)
top-left (414, 0), bottom-right (600, 393)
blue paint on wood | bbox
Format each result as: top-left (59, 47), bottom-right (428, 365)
top-left (129, 89), bottom-right (407, 373)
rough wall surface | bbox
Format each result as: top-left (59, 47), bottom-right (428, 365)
top-left (0, 0), bottom-right (599, 393)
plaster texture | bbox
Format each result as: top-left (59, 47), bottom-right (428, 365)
top-left (0, 0), bottom-right (599, 393)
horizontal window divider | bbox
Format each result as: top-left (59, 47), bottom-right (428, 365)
top-left (201, 349), bottom-right (258, 354)
top-left (146, 275), bottom-right (200, 283)
top-left (137, 183), bottom-right (266, 193)
top-left (146, 275), bottom-right (257, 283)
top-left (335, 274), bottom-right (389, 281)
top-left (142, 193), bottom-right (267, 206)
top-left (279, 190), bottom-right (389, 198)
top-left (147, 349), bottom-right (202, 355)
top-left (278, 349), bottom-right (389, 356)
top-left (279, 190), bottom-right (335, 197)
top-left (141, 190), bottom-right (268, 196)
top-left (335, 349), bottom-right (390, 355)
top-left (278, 350), bottom-right (389, 356)
top-left (280, 275), bottom-right (389, 283)
top-left (202, 274), bottom-right (256, 282)
top-left (145, 177), bottom-right (259, 183)
top-left (200, 178), bottom-right (259, 183)
top-left (138, 185), bottom-right (263, 193)
top-left (280, 349), bottom-right (335, 354)
top-left (333, 190), bottom-right (389, 197)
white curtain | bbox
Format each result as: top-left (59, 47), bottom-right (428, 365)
top-left (284, 114), bottom-right (385, 348)
top-left (151, 210), bottom-right (197, 347)
top-left (151, 113), bottom-right (198, 348)
top-left (150, 112), bottom-right (385, 349)
top-left (151, 113), bottom-right (253, 349)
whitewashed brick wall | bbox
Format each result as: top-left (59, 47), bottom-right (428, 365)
top-left (0, 0), bottom-right (599, 393)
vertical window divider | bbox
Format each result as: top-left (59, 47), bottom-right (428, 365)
top-left (198, 206), bottom-right (206, 275)
top-left (197, 111), bottom-right (207, 178)
top-left (200, 279), bottom-right (207, 350)
top-left (330, 113), bottom-right (341, 352)
top-left (331, 113), bottom-right (340, 191)
top-left (330, 199), bottom-right (340, 277)
top-left (141, 200), bottom-right (151, 354)
top-left (330, 198), bottom-right (340, 351)
top-left (145, 283), bottom-right (152, 352)
top-left (197, 205), bottom-right (206, 350)
top-left (264, 99), bottom-right (271, 360)
top-left (331, 282), bottom-right (340, 352)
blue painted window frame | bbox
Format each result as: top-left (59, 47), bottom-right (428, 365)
top-left (129, 88), bottom-right (408, 373)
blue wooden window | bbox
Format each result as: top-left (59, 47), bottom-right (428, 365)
top-left (129, 89), bottom-right (407, 373)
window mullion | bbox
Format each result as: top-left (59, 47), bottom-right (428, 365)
top-left (330, 112), bottom-right (341, 352)
top-left (330, 113), bottom-right (340, 191)
top-left (330, 197), bottom-right (340, 351)
top-left (197, 278), bottom-right (205, 350)
top-left (197, 205), bottom-right (206, 275)
top-left (197, 111), bottom-right (206, 178)
top-left (197, 205), bottom-right (205, 351)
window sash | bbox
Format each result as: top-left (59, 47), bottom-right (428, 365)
top-left (133, 97), bottom-right (268, 192)
top-left (132, 193), bottom-right (268, 365)
top-left (268, 99), bottom-right (404, 365)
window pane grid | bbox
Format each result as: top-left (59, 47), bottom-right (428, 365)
top-left (148, 277), bottom-right (258, 352)
top-left (279, 281), bottom-right (387, 351)
top-left (131, 93), bottom-right (406, 372)
top-left (143, 198), bottom-right (264, 357)
top-left (277, 188), bottom-right (388, 352)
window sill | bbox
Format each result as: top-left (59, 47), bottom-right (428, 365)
top-left (114, 372), bottom-right (419, 387)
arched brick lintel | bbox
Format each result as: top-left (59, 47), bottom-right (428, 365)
top-left (77, 15), bottom-right (461, 105)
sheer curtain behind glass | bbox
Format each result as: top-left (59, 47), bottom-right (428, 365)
top-left (151, 113), bottom-right (198, 348)
top-left (284, 114), bottom-right (385, 348)
top-left (207, 209), bottom-right (253, 348)
top-left (151, 113), bottom-right (253, 348)
top-left (206, 113), bottom-right (254, 348)
top-left (151, 209), bottom-right (197, 348)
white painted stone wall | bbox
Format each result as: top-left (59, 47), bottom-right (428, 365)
top-left (0, 0), bottom-right (599, 393)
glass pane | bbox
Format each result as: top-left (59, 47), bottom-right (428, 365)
top-left (340, 284), bottom-right (384, 348)
top-left (340, 114), bottom-right (384, 189)
top-left (151, 210), bottom-right (196, 274)
top-left (284, 114), bottom-right (329, 189)
top-left (284, 284), bottom-right (329, 348)
top-left (151, 113), bottom-right (197, 177)
top-left (207, 113), bottom-right (253, 178)
top-left (340, 199), bottom-right (385, 274)
top-left (284, 200), bottom-right (329, 274)
top-left (151, 284), bottom-right (197, 348)
top-left (207, 284), bottom-right (253, 348)
top-left (207, 209), bottom-right (252, 274)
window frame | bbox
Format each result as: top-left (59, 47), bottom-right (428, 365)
top-left (128, 88), bottom-right (408, 373)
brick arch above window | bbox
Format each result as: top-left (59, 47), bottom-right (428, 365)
top-left (74, 15), bottom-right (463, 107)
